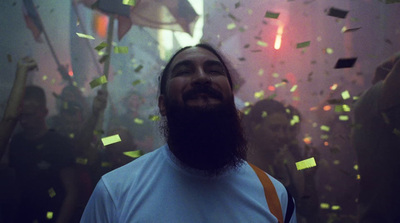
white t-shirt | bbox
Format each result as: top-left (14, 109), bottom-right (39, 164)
top-left (81, 144), bottom-right (297, 223)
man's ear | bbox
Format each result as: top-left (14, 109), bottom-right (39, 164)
top-left (158, 95), bottom-right (166, 116)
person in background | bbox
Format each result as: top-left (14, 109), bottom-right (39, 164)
top-left (8, 85), bottom-right (78, 223)
top-left (352, 52), bottom-right (400, 223)
top-left (244, 98), bottom-right (319, 223)
top-left (80, 43), bottom-right (297, 223)
top-left (0, 57), bottom-right (37, 223)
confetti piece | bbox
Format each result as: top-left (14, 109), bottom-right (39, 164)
top-left (101, 134), bottom-right (121, 146)
top-left (320, 203), bottom-right (330, 209)
top-left (101, 162), bottom-right (112, 167)
top-left (123, 150), bottom-right (143, 158)
top-left (42, 75), bottom-right (48, 81)
top-left (334, 57), bottom-right (357, 69)
top-left (331, 205), bottom-right (341, 210)
top-left (89, 75), bottom-right (108, 89)
top-left (333, 160), bottom-right (340, 165)
top-left (134, 65), bottom-right (143, 72)
top-left (148, 115), bottom-right (160, 121)
top-left (254, 90), bottom-right (264, 99)
top-left (342, 26), bottom-right (361, 33)
top-left (327, 7), bottom-right (348, 19)
top-left (122, 0), bottom-right (136, 6)
top-left (296, 41), bottom-right (310, 49)
top-left (339, 115), bottom-right (349, 121)
top-left (227, 23), bottom-right (236, 30)
top-left (326, 48), bottom-right (334, 54)
top-left (258, 69), bottom-right (264, 76)
top-left (261, 111), bottom-right (268, 118)
top-left (47, 212), bottom-right (54, 219)
top-left (381, 112), bottom-right (390, 124)
top-left (48, 188), bottom-right (56, 198)
top-left (341, 90), bottom-right (351, 100)
top-left (354, 164), bottom-right (359, 170)
top-left (296, 157), bottom-right (316, 170)
top-left (303, 136), bottom-right (312, 144)
top-left (132, 79), bottom-right (141, 86)
top-left (134, 118), bottom-right (144, 124)
top-left (264, 11), bottom-right (280, 19)
top-left (114, 46), bottom-right (129, 54)
top-left (7, 54), bottom-right (12, 62)
top-left (343, 104), bottom-right (351, 112)
top-left (320, 125), bottom-right (330, 132)
top-left (272, 72), bottom-right (279, 78)
top-left (76, 32), bottom-right (95, 39)
top-left (290, 85), bottom-right (298, 92)
top-left (95, 42), bottom-right (107, 51)
top-left (321, 134), bottom-right (329, 140)
top-left (69, 133), bottom-right (74, 139)
top-left (357, 174), bottom-right (361, 180)
top-left (257, 41), bottom-right (268, 47)
top-left (76, 157), bottom-right (88, 165)
top-left (290, 115), bottom-right (300, 126)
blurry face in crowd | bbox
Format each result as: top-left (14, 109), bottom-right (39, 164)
top-left (19, 99), bottom-right (47, 131)
top-left (252, 112), bottom-right (290, 151)
top-left (159, 47), bottom-right (233, 114)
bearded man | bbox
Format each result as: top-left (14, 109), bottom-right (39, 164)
top-left (81, 44), bottom-right (297, 223)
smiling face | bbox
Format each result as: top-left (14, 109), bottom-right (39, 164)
top-left (158, 47), bottom-right (233, 115)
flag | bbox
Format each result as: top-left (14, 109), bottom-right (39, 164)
top-left (129, 0), bottom-right (199, 37)
top-left (22, 0), bottom-right (43, 42)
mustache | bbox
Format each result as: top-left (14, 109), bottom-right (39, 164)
top-left (182, 86), bottom-right (224, 102)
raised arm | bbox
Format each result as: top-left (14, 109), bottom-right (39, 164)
top-left (0, 57), bottom-right (37, 159)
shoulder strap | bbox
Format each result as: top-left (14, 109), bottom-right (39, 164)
top-left (249, 163), bottom-right (284, 223)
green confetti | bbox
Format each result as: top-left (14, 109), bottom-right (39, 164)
top-left (114, 46), bottom-right (129, 54)
top-left (261, 111), bottom-right (268, 118)
top-left (320, 203), bottom-right (330, 209)
top-left (134, 118), bottom-right (144, 124)
top-left (89, 75), bottom-right (108, 89)
top-left (134, 65), bottom-right (143, 72)
top-left (75, 157), bottom-right (88, 165)
top-left (122, 0), bottom-right (136, 6)
top-left (381, 112), bottom-right (390, 124)
top-left (76, 32), bottom-right (95, 40)
top-left (320, 134), bottom-right (329, 140)
top-left (290, 115), bottom-right (300, 126)
top-left (320, 125), bottom-right (330, 132)
top-left (48, 188), bottom-right (56, 198)
top-left (326, 48), bottom-right (334, 54)
top-left (257, 41), bottom-right (268, 47)
top-left (101, 162), bottom-right (112, 167)
top-left (42, 75), bottom-right (48, 81)
top-left (95, 42), bottom-right (107, 51)
top-left (295, 157), bottom-right (317, 170)
top-left (264, 11), bottom-right (280, 19)
top-left (243, 107), bottom-right (251, 115)
top-left (296, 41), bottom-right (311, 49)
top-left (339, 115), bottom-right (349, 121)
top-left (341, 90), bottom-right (351, 100)
top-left (343, 104), bottom-right (351, 112)
top-left (258, 69), bottom-right (264, 76)
top-left (331, 205), bottom-right (341, 210)
top-left (272, 72), bottom-right (279, 78)
top-left (123, 150), bottom-right (143, 158)
top-left (227, 23), bottom-right (236, 30)
top-left (148, 115), bottom-right (160, 121)
top-left (254, 90), bottom-right (264, 99)
top-left (101, 134), bottom-right (121, 146)
top-left (132, 79), bottom-right (141, 86)
top-left (290, 85), bottom-right (298, 92)
top-left (47, 212), bottom-right (54, 219)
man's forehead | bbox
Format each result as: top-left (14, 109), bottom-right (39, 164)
top-left (170, 47), bottom-right (222, 68)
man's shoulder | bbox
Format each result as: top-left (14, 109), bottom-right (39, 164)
top-left (101, 146), bottom-right (166, 184)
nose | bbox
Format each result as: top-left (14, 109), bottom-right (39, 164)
top-left (191, 68), bottom-right (211, 86)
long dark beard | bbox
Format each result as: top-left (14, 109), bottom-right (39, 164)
top-left (161, 95), bottom-right (247, 176)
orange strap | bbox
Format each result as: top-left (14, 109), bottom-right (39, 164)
top-left (249, 163), bottom-right (284, 223)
